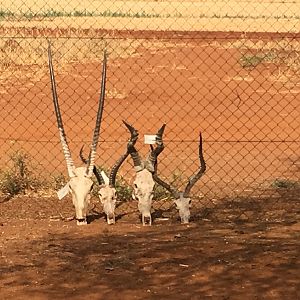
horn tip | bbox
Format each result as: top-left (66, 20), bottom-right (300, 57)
top-left (79, 144), bottom-right (85, 153)
top-left (157, 123), bottom-right (166, 135)
top-left (123, 120), bottom-right (138, 134)
top-left (103, 49), bottom-right (108, 59)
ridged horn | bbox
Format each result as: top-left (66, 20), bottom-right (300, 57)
top-left (85, 50), bottom-right (107, 177)
top-left (123, 121), bottom-right (143, 172)
top-left (109, 121), bottom-right (139, 187)
top-left (47, 40), bottom-right (76, 178)
top-left (147, 124), bottom-right (166, 171)
top-left (183, 132), bottom-right (206, 197)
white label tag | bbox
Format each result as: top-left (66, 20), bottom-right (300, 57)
top-left (144, 134), bottom-right (156, 144)
top-left (57, 183), bottom-right (69, 200)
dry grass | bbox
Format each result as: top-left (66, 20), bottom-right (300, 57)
top-left (1, 35), bottom-right (300, 88)
top-left (0, 1), bottom-right (299, 33)
top-left (213, 38), bottom-right (300, 85)
top-left (0, 36), bottom-right (179, 92)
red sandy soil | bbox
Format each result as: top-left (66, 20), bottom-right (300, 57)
top-left (0, 190), bottom-right (299, 300)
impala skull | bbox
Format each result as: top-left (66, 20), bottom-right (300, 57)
top-left (174, 194), bottom-right (192, 224)
top-left (48, 41), bottom-right (107, 225)
top-left (153, 132), bottom-right (206, 224)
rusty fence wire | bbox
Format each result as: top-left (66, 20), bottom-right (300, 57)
top-left (0, 0), bottom-right (299, 222)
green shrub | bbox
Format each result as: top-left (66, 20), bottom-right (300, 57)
top-left (272, 178), bottom-right (299, 189)
top-left (0, 150), bottom-right (42, 198)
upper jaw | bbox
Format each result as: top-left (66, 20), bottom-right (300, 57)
top-left (76, 218), bottom-right (87, 225)
top-left (107, 214), bottom-right (115, 225)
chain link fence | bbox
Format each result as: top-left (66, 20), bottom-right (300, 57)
top-left (0, 0), bottom-right (299, 222)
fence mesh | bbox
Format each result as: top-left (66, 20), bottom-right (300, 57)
top-left (0, 0), bottom-right (299, 222)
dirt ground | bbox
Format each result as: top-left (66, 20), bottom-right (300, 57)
top-left (0, 188), bottom-right (300, 300)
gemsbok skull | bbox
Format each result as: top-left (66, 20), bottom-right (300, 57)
top-left (123, 121), bottom-right (166, 226)
top-left (79, 124), bottom-right (138, 224)
top-left (48, 41), bottom-right (107, 225)
top-left (152, 132), bottom-right (206, 224)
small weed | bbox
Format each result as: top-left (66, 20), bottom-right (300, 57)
top-left (240, 54), bottom-right (265, 68)
top-left (271, 178), bottom-right (299, 189)
top-left (0, 150), bottom-right (42, 198)
top-left (0, 9), bottom-right (13, 19)
top-left (239, 52), bottom-right (276, 68)
top-left (153, 184), bottom-right (172, 200)
top-left (115, 175), bottom-right (133, 201)
top-left (51, 173), bottom-right (68, 190)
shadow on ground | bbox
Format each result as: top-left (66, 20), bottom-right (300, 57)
top-left (1, 218), bottom-right (299, 300)
top-left (1, 188), bottom-right (299, 299)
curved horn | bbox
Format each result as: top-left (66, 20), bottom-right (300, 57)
top-left (48, 41), bottom-right (75, 178)
top-left (86, 50), bottom-right (107, 177)
top-left (123, 121), bottom-right (143, 172)
top-left (147, 124), bottom-right (166, 171)
top-left (79, 145), bottom-right (88, 164)
top-left (152, 174), bottom-right (180, 199)
top-left (183, 132), bottom-right (206, 197)
top-left (150, 123), bottom-right (180, 198)
top-left (79, 145), bottom-right (105, 185)
top-left (109, 121), bottom-right (139, 187)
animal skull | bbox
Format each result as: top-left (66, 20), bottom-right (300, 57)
top-left (132, 169), bottom-right (155, 225)
top-left (124, 121), bottom-right (166, 226)
top-left (153, 132), bottom-right (206, 224)
top-left (48, 41), bottom-right (107, 225)
top-left (80, 122), bottom-right (138, 224)
top-left (174, 194), bottom-right (192, 224)
top-left (68, 167), bottom-right (94, 225)
top-left (98, 172), bottom-right (117, 224)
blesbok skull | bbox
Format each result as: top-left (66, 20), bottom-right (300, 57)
top-left (48, 41), bottom-right (107, 225)
top-left (153, 132), bottom-right (206, 224)
top-left (123, 121), bottom-right (166, 226)
top-left (79, 124), bottom-right (138, 224)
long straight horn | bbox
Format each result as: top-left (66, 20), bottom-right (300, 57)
top-left (183, 132), bottom-right (206, 197)
top-left (79, 145), bottom-right (105, 185)
top-left (86, 50), bottom-right (107, 177)
top-left (147, 124), bottom-right (166, 171)
top-left (123, 121), bottom-right (143, 172)
top-left (109, 121), bottom-right (139, 187)
top-left (48, 40), bottom-right (75, 178)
